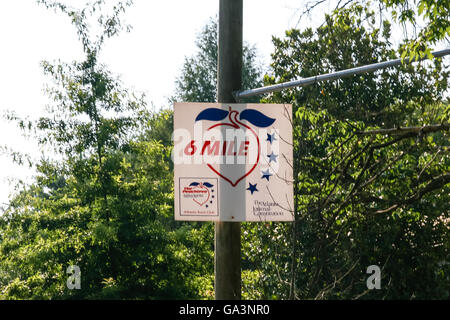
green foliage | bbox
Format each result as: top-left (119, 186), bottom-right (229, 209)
top-left (250, 4), bottom-right (450, 299)
top-left (302, 0), bottom-right (449, 61)
top-left (382, 0), bottom-right (450, 59)
top-left (0, 0), bottom-right (210, 300)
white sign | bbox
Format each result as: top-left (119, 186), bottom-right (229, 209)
top-left (173, 102), bottom-right (293, 222)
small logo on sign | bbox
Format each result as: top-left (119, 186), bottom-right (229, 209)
top-left (179, 178), bottom-right (218, 216)
top-left (182, 182), bottom-right (214, 206)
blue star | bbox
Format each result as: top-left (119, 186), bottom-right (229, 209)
top-left (267, 152), bottom-right (278, 163)
top-left (266, 132), bottom-right (276, 144)
top-left (247, 183), bottom-right (258, 195)
top-left (261, 169), bottom-right (272, 181)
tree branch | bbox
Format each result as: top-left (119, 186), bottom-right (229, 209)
top-left (405, 173), bottom-right (450, 204)
top-left (369, 173), bottom-right (450, 215)
top-left (356, 123), bottom-right (449, 136)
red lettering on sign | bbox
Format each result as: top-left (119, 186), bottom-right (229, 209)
top-left (239, 141), bottom-right (249, 156)
top-left (201, 141), bottom-right (220, 155)
top-left (184, 140), bottom-right (196, 155)
top-left (184, 140), bottom-right (250, 157)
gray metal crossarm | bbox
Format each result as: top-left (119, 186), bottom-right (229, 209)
top-left (234, 48), bottom-right (450, 100)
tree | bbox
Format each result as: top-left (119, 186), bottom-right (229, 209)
top-left (174, 17), bottom-right (264, 103)
top-left (299, 0), bottom-right (450, 60)
top-left (0, 0), bottom-right (206, 299)
top-left (382, 0), bottom-right (450, 59)
top-left (245, 4), bottom-right (449, 299)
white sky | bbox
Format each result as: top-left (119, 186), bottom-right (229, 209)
top-left (0, 0), bottom-right (319, 207)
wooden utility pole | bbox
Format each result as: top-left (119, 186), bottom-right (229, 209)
top-left (215, 0), bottom-right (243, 300)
